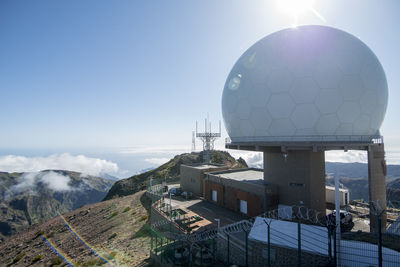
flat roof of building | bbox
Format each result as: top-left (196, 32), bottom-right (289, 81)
top-left (210, 168), bottom-right (263, 182)
top-left (183, 163), bottom-right (227, 170)
top-left (325, 186), bottom-right (349, 192)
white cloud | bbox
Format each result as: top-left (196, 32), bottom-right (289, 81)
top-left (8, 171), bottom-right (75, 197)
top-left (40, 171), bottom-right (73, 191)
top-left (144, 158), bottom-right (170, 166)
top-left (120, 146), bottom-right (190, 155)
top-left (227, 150), bottom-right (264, 168)
top-left (325, 150), bottom-right (368, 163)
top-left (0, 153), bottom-right (118, 176)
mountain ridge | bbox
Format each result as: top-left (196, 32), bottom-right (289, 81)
top-left (0, 170), bottom-right (114, 241)
top-left (104, 150), bottom-right (248, 200)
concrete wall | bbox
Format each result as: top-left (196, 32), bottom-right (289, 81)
top-left (180, 165), bottom-right (203, 196)
top-left (250, 240), bottom-right (329, 266)
top-left (225, 186), bottom-right (262, 217)
top-left (205, 171), bottom-right (278, 216)
top-left (204, 180), bottom-right (224, 206)
top-left (368, 143), bottom-right (387, 233)
top-left (326, 187), bottom-right (349, 206)
top-left (180, 164), bottom-right (229, 197)
top-left (263, 150), bottom-right (326, 215)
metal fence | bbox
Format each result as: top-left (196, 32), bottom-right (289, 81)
top-left (147, 182), bottom-right (400, 266)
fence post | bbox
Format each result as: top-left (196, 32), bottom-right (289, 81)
top-left (298, 220), bottom-right (301, 267)
top-left (201, 243), bottom-right (203, 267)
top-left (378, 216), bottom-right (383, 267)
top-left (151, 230), bottom-right (153, 251)
top-left (268, 223), bottom-right (271, 267)
top-left (328, 227), bottom-right (332, 261)
top-left (227, 233), bottom-right (230, 267)
top-left (213, 238), bottom-right (216, 263)
top-left (160, 235), bottom-right (163, 264)
top-left (245, 230), bottom-right (249, 267)
top-left (333, 226), bottom-right (337, 267)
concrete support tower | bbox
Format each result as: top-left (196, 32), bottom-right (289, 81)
top-left (264, 150), bottom-right (326, 214)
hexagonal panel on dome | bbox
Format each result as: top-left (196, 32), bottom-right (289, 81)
top-left (339, 75), bottom-right (364, 101)
top-left (336, 123), bottom-right (353, 135)
top-left (353, 115), bottom-right (371, 135)
top-left (238, 119), bottom-right (255, 137)
top-left (290, 77), bottom-right (319, 104)
top-left (249, 84), bottom-right (271, 108)
top-left (315, 89), bottom-right (342, 114)
top-left (361, 63), bottom-right (385, 91)
top-left (267, 93), bottom-right (295, 118)
top-left (236, 98), bottom-right (252, 120)
top-left (269, 118), bottom-right (296, 136)
top-left (222, 25), bottom-right (388, 143)
top-left (223, 92), bottom-right (240, 115)
top-left (291, 104), bottom-right (320, 129)
top-left (337, 101), bottom-right (361, 124)
top-left (313, 62), bottom-right (342, 89)
top-left (268, 69), bottom-right (294, 93)
top-left (336, 47), bottom-right (364, 75)
top-left (250, 108), bottom-right (272, 131)
top-left (315, 114), bottom-right (340, 135)
top-left (360, 90), bottom-right (378, 115)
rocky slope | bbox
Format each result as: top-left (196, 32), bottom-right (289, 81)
top-left (104, 150), bottom-right (247, 200)
top-left (0, 191), bottom-right (151, 266)
top-left (0, 170), bottom-right (114, 241)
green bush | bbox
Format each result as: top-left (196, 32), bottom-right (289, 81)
top-left (108, 232), bottom-right (117, 239)
top-left (81, 258), bottom-right (104, 266)
top-left (50, 256), bottom-right (63, 266)
top-left (12, 253), bottom-right (26, 263)
top-left (123, 207), bottom-right (131, 213)
top-left (105, 251), bottom-right (117, 260)
top-left (108, 211), bottom-right (119, 219)
top-left (139, 214), bottom-right (148, 221)
top-left (32, 254), bottom-right (44, 263)
top-left (35, 230), bottom-right (45, 238)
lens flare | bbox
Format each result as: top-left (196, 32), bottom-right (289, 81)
top-left (42, 235), bottom-right (75, 266)
top-left (277, 0), bottom-right (315, 16)
top-left (276, 0), bottom-right (325, 27)
top-left (57, 211), bottom-right (116, 267)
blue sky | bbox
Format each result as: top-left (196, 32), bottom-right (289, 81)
top-left (0, 0), bottom-right (399, 176)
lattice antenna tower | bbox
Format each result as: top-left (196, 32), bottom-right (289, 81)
top-left (191, 131), bottom-right (196, 152)
top-left (195, 117), bottom-right (221, 163)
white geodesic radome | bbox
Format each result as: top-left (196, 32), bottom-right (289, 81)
top-left (222, 25), bottom-right (388, 143)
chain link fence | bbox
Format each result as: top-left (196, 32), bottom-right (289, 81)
top-left (146, 182), bottom-right (400, 266)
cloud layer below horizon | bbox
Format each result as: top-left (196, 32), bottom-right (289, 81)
top-left (0, 153), bottom-right (119, 176)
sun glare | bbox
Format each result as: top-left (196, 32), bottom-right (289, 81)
top-left (276, 0), bottom-right (325, 27)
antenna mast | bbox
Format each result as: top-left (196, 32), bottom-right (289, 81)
top-left (195, 117), bottom-right (221, 163)
top-left (191, 131), bottom-right (196, 152)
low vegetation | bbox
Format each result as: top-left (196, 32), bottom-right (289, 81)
top-left (32, 254), bottom-right (44, 263)
top-left (50, 256), bottom-right (63, 266)
top-left (12, 252), bottom-right (26, 264)
top-left (108, 211), bottom-right (119, 219)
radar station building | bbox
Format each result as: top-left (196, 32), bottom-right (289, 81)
top-left (204, 168), bottom-right (278, 217)
top-left (180, 163), bottom-right (229, 196)
top-left (222, 25), bottom-right (389, 232)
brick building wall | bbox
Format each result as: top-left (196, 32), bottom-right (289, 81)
top-left (204, 180), bottom-right (224, 206)
top-left (225, 186), bottom-right (262, 217)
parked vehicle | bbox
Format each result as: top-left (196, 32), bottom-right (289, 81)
top-left (326, 210), bottom-right (354, 232)
top-left (182, 191), bottom-right (193, 199)
top-left (169, 187), bottom-right (182, 196)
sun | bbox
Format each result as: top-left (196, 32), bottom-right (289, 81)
top-left (276, 0), bottom-right (325, 27)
